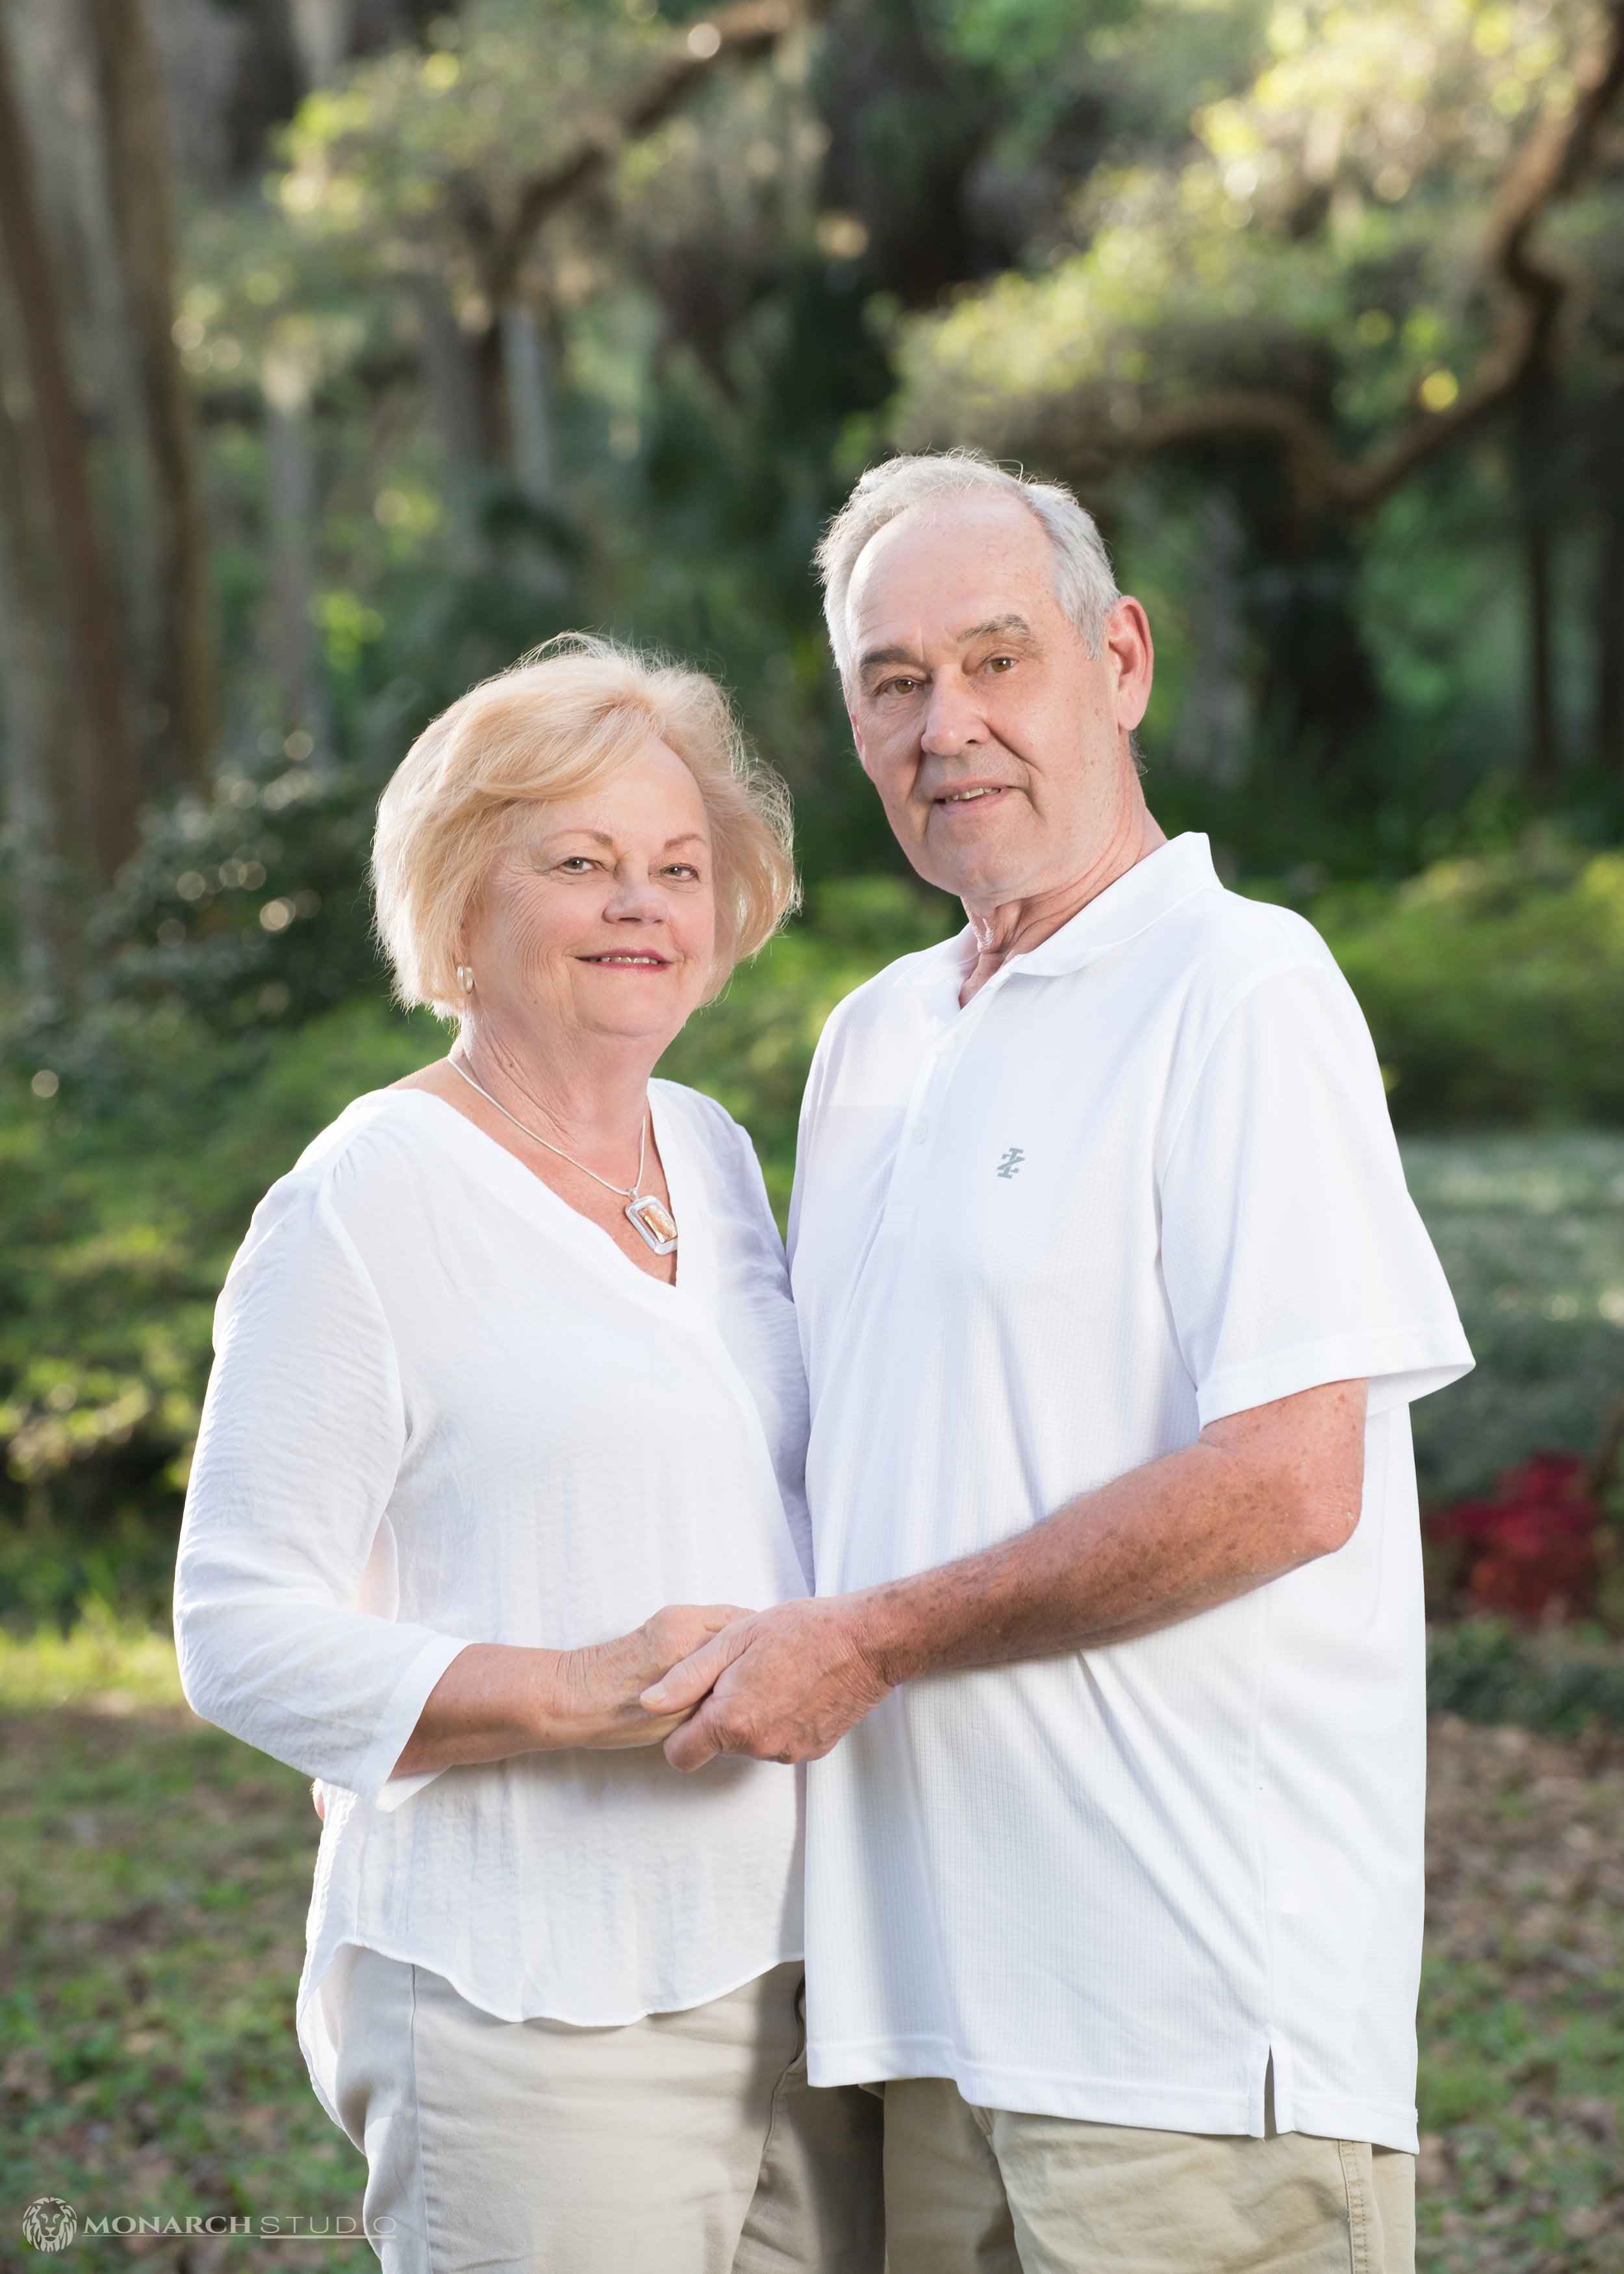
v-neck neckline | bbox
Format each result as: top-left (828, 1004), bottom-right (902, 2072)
top-left (383, 1084), bottom-right (696, 1301)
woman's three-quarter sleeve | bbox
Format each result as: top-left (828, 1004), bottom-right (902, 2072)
top-left (173, 1171), bottom-right (468, 1802)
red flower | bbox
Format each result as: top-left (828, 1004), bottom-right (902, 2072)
top-left (1429, 1454), bottom-right (1601, 1616)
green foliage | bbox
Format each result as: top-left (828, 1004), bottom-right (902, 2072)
top-left (1314, 847), bottom-right (1624, 1124)
top-left (0, 1001), bottom-right (438, 1624)
top-left (897, 0), bottom-right (1608, 452)
top-left (1397, 1132), bottom-right (1624, 1501)
top-left (659, 876), bottom-right (959, 1210)
top-left (0, 890), bottom-right (956, 1623)
top-left (0, 1600), bottom-right (185, 1713)
top-left (1427, 1617), bottom-right (1624, 1733)
top-left (6, 871), bottom-right (1624, 1620)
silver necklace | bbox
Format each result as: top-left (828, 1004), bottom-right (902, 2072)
top-left (448, 1056), bottom-right (679, 1256)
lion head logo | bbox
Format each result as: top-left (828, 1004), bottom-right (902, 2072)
top-left (21, 2199), bottom-right (77, 2254)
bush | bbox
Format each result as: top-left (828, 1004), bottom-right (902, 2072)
top-left (0, 880), bottom-right (955, 1622)
top-left (1427, 1617), bottom-right (1624, 1735)
top-left (1425, 1452), bottom-right (1623, 1624)
top-left (1308, 844), bottom-right (1624, 1127)
top-left (0, 999), bottom-right (439, 1624)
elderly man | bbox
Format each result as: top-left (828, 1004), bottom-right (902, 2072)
top-left (645, 452), bottom-right (1472, 2273)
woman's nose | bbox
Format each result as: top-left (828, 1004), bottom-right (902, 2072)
top-left (603, 869), bottom-right (666, 918)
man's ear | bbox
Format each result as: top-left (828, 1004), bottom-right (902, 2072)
top-left (1105, 598), bottom-right (1154, 734)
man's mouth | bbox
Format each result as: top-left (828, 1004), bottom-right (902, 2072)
top-left (935, 784), bottom-right (1008, 806)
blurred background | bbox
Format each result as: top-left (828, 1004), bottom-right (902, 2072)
top-left (2, 1), bottom-right (1623, 2266)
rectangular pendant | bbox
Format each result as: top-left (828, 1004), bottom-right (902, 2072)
top-left (625, 1194), bottom-right (679, 1255)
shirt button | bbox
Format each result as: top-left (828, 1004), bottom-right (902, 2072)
top-left (911, 1123), bottom-right (928, 1144)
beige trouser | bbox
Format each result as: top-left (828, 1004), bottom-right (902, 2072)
top-left (883, 2076), bottom-right (1415, 2274)
top-left (321, 1947), bottom-right (884, 2274)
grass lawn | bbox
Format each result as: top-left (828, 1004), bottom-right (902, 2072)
top-left (3, 1628), bottom-right (1622, 2272)
top-left (0, 1665), bottom-right (369, 2272)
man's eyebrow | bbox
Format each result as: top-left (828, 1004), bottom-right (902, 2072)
top-left (856, 642), bottom-right (922, 678)
top-left (958, 613), bottom-right (1035, 643)
top-left (856, 614), bottom-right (1037, 679)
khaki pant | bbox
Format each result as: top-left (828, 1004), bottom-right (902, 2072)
top-left (883, 2076), bottom-right (1415, 2274)
top-left (321, 1948), bottom-right (883, 2274)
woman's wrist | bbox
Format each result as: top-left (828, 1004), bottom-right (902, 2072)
top-left (524, 1646), bottom-right (599, 1748)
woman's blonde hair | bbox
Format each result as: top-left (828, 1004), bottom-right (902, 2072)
top-left (372, 634), bottom-right (798, 1017)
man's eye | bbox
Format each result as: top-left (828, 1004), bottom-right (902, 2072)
top-left (985, 655), bottom-right (1017, 673)
top-left (882, 676), bottom-right (921, 696)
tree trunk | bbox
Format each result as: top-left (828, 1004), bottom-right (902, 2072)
top-left (1596, 502), bottom-right (1624, 776)
top-left (1524, 515), bottom-right (1558, 791)
top-left (0, 3), bottom-right (140, 884)
top-left (1516, 383), bottom-right (1560, 793)
top-left (84, 0), bottom-right (216, 790)
top-left (263, 338), bottom-right (329, 753)
top-left (500, 300), bottom-right (555, 502)
top-left (409, 275), bottom-right (492, 539)
top-left (1170, 483), bottom-right (1249, 786)
top-left (0, 346), bottom-right (84, 989)
top-left (289, 0), bottom-right (353, 90)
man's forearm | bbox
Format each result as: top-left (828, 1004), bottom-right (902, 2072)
top-left (855, 1408), bottom-right (1356, 1689)
top-left (650, 1380), bottom-right (1367, 1770)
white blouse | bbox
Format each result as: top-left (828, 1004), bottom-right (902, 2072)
top-left (173, 1081), bottom-right (812, 2123)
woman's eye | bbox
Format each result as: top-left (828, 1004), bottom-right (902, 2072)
top-left (557, 856), bottom-right (596, 873)
top-left (663, 864), bottom-right (702, 882)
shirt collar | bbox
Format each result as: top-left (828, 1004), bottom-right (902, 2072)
top-left (905, 832), bottom-right (1222, 1014)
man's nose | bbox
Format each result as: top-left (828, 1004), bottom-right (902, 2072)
top-left (919, 676), bottom-right (987, 758)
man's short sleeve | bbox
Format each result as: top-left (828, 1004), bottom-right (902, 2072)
top-left (1158, 958), bottom-right (1473, 1427)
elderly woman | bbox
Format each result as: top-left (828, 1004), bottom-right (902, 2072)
top-left (173, 638), bottom-right (883, 2273)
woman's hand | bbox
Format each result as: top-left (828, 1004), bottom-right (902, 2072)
top-left (554, 1605), bottom-right (753, 1749)
top-left (389, 1606), bottom-right (752, 1780)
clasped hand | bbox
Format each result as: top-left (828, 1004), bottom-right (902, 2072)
top-left (640, 1597), bottom-right (893, 1771)
top-left (559, 1604), bottom-right (750, 1748)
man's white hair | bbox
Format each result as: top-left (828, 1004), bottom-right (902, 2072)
top-left (815, 449), bottom-right (1121, 682)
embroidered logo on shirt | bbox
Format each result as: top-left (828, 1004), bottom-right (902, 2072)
top-left (996, 1147), bottom-right (1026, 1179)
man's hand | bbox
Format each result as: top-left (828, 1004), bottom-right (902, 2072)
top-left (642, 1597), bottom-right (894, 1772)
top-left (645, 1379), bottom-right (1369, 1775)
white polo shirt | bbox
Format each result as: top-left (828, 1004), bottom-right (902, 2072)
top-left (788, 833), bottom-right (1471, 2153)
